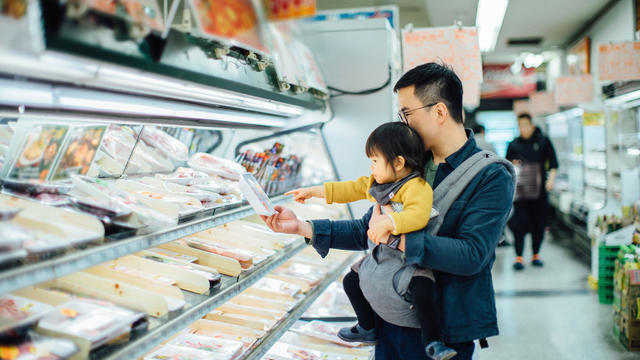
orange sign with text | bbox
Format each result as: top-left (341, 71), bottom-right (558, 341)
top-left (402, 27), bottom-right (483, 82)
top-left (598, 41), bottom-right (640, 81)
top-left (529, 91), bottom-right (557, 117)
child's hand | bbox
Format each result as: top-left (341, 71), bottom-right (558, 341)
top-left (367, 216), bottom-right (393, 245)
top-left (285, 187), bottom-right (314, 203)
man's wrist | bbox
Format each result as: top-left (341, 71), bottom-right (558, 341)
top-left (299, 219), bottom-right (314, 240)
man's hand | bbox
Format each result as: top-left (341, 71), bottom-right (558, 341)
top-left (260, 205), bottom-right (312, 238)
top-left (367, 216), bottom-right (393, 245)
top-left (368, 204), bottom-right (393, 245)
top-left (285, 186), bottom-right (324, 203)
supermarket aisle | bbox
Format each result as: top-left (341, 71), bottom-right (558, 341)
top-left (478, 236), bottom-right (636, 360)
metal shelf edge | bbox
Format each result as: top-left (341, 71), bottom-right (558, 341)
top-left (0, 195), bottom-right (292, 295)
top-left (102, 241), bottom-right (308, 360)
top-left (242, 253), bottom-right (359, 360)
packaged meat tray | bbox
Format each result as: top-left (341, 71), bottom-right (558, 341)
top-left (184, 238), bottom-right (253, 269)
top-left (264, 342), bottom-right (326, 360)
top-left (155, 167), bottom-right (210, 186)
top-left (251, 278), bottom-right (301, 298)
top-left (140, 253), bottom-right (222, 288)
top-left (292, 321), bottom-right (360, 347)
top-left (0, 221), bottom-right (29, 251)
top-left (36, 298), bottom-right (146, 351)
top-left (188, 153), bottom-right (246, 180)
top-left (1, 179), bottom-right (72, 195)
top-left (0, 295), bottom-right (53, 334)
top-left (167, 333), bottom-right (244, 360)
top-left (0, 334), bottom-right (78, 360)
top-left (144, 344), bottom-right (223, 360)
top-left (140, 177), bottom-right (222, 203)
top-left (140, 127), bottom-right (188, 163)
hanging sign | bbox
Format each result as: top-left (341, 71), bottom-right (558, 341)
top-left (463, 82), bottom-right (481, 108)
top-left (555, 75), bottom-right (594, 106)
top-left (529, 91), bottom-right (557, 117)
top-left (401, 26), bottom-right (483, 82)
top-left (513, 99), bottom-right (530, 116)
top-left (598, 41), bottom-right (640, 81)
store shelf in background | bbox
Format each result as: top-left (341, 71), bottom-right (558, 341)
top-left (242, 253), bottom-right (359, 360)
top-left (95, 240), bottom-right (308, 360)
top-left (0, 195), bottom-right (292, 295)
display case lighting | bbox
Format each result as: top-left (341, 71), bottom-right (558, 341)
top-left (476, 0), bottom-right (509, 52)
top-left (604, 89), bottom-right (640, 107)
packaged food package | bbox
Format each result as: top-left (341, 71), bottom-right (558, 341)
top-left (155, 167), bottom-right (210, 186)
top-left (140, 127), bottom-right (188, 163)
top-left (238, 173), bottom-right (275, 216)
top-left (273, 262), bottom-right (326, 287)
top-left (6, 124), bottom-right (68, 182)
top-left (0, 334), bottom-right (78, 360)
top-left (292, 321), bottom-right (360, 348)
top-left (0, 221), bottom-right (29, 251)
top-left (264, 342), bottom-right (326, 360)
top-left (71, 175), bottom-right (176, 229)
top-left (206, 309), bottom-right (277, 332)
top-left (101, 125), bottom-right (172, 175)
top-left (36, 298), bottom-right (145, 351)
top-left (50, 125), bottom-right (106, 181)
top-left (188, 153), bottom-right (246, 180)
top-left (303, 283), bottom-right (356, 318)
top-left (144, 344), bottom-right (222, 360)
top-left (69, 193), bottom-right (132, 219)
top-left (145, 247), bottom-right (198, 263)
top-left (166, 333), bottom-right (244, 360)
top-left (187, 326), bottom-right (256, 350)
top-left (215, 302), bottom-right (286, 322)
top-left (115, 179), bottom-right (201, 217)
top-left (0, 295), bottom-right (54, 332)
top-left (139, 253), bottom-right (222, 288)
top-left (184, 238), bottom-right (253, 269)
top-left (250, 277), bottom-right (301, 298)
top-left (139, 177), bottom-right (223, 204)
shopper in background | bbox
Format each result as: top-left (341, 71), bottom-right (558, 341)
top-left (472, 125), bottom-right (497, 153)
top-left (262, 62), bottom-right (515, 360)
top-left (506, 113), bottom-right (558, 270)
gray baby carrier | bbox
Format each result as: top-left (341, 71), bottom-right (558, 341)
top-left (358, 151), bottom-right (515, 328)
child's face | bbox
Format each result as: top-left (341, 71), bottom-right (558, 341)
top-left (369, 154), bottom-right (395, 184)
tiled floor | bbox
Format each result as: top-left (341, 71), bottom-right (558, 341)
top-left (477, 234), bottom-right (639, 360)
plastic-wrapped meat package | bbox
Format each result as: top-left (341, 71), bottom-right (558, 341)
top-left (184, 238), bottom-right (253, 269)
top-left (264, 342), bottom-right (325, 360)
top-left (145, 345), bottom-right (220, 360)
top-left (302, 283), bottom-right (356, 318)
top-left (129, 142), bottom-right (174, 174)
top-left (166, 333), bottom-right (244, 360)
top-left (292, 321), bottom-right (360, 347)
top-left (188, 153), bottom-right (246, 180)
top-left (0, 295), bottom-right (54, 332)
top-left (37, 298), bottom-right (145, 350)
top-left (136, 190), bottom-right (204, 215)
top-left (140, 254), bottom-right (222, 287)
top-left (0, 220), bottom-right (29, 251)
top-left (71, 175), bottom-right (176, 229)
top-left (251, 278), bottom-right (301, 298)
top-left (140, 127), bottom-right (188, 162)
top-left (0, 334), bottom-right (78, 360)
top-left (155, 167), bottom-right (210, 186)
top-left (272, 262), bottom-right (325, 288)
top-left (139, 177), bottom-right (222, 204)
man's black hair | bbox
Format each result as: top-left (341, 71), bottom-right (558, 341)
top-left (473, 125), bottom-right (486, 134)
top-left (393, 62), bottom-right (464, 124)
top-left (517, 113), bottom-right (533, 122)
top-left (365, 122), bottom-right (426, 174)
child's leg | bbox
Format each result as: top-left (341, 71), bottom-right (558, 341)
top-left (408, 275), bottom-right (440, 344)
top-left (342, 270), bottom-right (376, 330)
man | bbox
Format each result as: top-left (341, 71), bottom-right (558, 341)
top-left (506, 113), bottom-right (558, 270)
top-left (262, 63), bottom-right (514, 359)
top-left (472, 125), bottom-right (497, 153)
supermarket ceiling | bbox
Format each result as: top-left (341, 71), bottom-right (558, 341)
top-left (316, 0), bottom-right (614, 63)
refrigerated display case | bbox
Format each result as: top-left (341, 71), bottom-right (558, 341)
top-left (605, 91), bottom-right (640, 210)
top-left (0, 3), bottom-right (376, 359)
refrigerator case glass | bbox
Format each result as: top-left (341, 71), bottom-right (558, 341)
top-left (50, 125), bottom-right (107, 181)
top-left (607, 104), bottom-right (640, 205)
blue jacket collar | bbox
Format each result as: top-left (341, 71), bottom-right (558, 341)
top-left (443, 129), bottom-right (477, 169)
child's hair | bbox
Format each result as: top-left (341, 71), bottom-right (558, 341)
top-left (365, 122), bottom-right (426, 174)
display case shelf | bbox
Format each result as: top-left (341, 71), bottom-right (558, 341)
top-left (97, 239), bottom-right (309, 360)
top-left (0, 195), bottom-right (292, 295)
top-left (242, 253), bottom-right (359, 360)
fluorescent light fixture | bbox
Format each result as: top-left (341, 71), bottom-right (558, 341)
top-left (476, 0), bottom-right (509, 52)
top-left (522, 52), bottom-right (544, 68)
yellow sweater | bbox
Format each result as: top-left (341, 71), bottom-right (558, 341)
top-left (324, 175), bottom-right (433, 236)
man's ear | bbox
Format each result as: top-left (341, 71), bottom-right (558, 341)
top-left (393, 156), bottom-right (406, 172)
top-left (435, 102), bottom-right (449, 124)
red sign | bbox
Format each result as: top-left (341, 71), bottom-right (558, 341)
top-left (481, 64), bottom-right (537, 99)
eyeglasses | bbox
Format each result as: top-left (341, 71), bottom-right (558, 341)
top-left (397, 102), bottom-right (438, 124)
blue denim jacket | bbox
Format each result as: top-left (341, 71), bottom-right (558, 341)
top-left (309, 132), bottom-right (515, 344)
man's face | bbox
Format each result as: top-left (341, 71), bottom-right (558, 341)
top-left (518, 117), bottom-right (535, 139)
top-left (397, 86), bottom-right (435, 151)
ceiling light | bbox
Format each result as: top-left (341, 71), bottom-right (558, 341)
top-left (476, 0), bottom-right (509, 52)
top-left (522, 53), bottom-right (544, 68)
